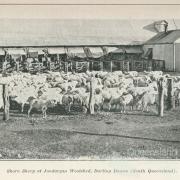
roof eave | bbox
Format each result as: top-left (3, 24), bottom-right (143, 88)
top-left (143, 42), bottom-right (174, 45)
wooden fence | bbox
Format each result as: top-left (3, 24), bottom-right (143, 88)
top-left (131, 59), bottom-right (165, 72)
top-left (0, 58), bottom-right (165, 74)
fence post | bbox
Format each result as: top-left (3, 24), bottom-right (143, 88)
top-left (2, 84), bottom-right (9, 121)
top-left (167, 78), bottom-right (175, 110)
top-left (70, 61), bottom-right (73, 72)
top-left (88, 78), bottom-right (95, 114)
top-left (87, 61), bottom-right (90, 71)
top-left (38, 63), bottom-right (40, 73)
top-left (157, 78), bottom-right (164, 117)
top-left (57, 54), bottom-right (61, 72)
top-left (91, 62), bottom-right (94, 71)
top-left (16, 61), bottom-right (19, 72)
top-left (110, 61), bottom-right (112, 72)
top-left (49, 62), bottom-right (53, 71)
top-left (100, 61), bottom-right (103, 71)
top-left (2, 61), bottom-right (6, 74)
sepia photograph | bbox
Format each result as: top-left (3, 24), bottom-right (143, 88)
top-left (0, 18), bottom-right (179, 160)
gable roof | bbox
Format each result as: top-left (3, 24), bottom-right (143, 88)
top-left (144, 30), bottom-right (180, 45)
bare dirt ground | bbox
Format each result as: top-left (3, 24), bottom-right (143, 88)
top-left (0, 105), bottom-right (180, 160)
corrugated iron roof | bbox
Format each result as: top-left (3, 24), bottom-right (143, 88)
top-left (1, 19), bottom-right (180, 47)
top-left (0, 19), bottom-right (156, 47)
top-left (145, 30), bottom-right (180, 44)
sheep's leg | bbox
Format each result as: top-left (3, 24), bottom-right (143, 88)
top-left (21, 103), bottom-right (25, 113)
top-left (96, 105), bottom-right (99, 112)
top-left (146, 105), bottom-right (149, 112)
top-left (44, 109), bottom-right (47, 119)
top-left (97, 104), bottom-right (101, 112)
top-left (135, 104), bottom-right (138, 110)
top-left (142, 106), bottom-right (145, 112)
top-left (108, 103), bottom-right (111, 111)
top-left (129, 105), bottom-right (132, 111)
top-left (42, 106), bottom-right (47, 119)
top-left (143, 104), bottom-right (148, 112)
top-left (129, 105), bottom-right (133, 111)
top-left (120, 105), bottom-right (123, 113)
top-left (82, 106), bottom-right (87, 113)
top-left (42, 108), bottom-right (45, 118)
top-left (28, 106), bottom-right (32, 118)
top-left (123, 105), bottom-right (126, 113)
top-left (120, 105), bottom-right (124, 113)
top-left (68, 103), bottom-right (72, 113)
top-left (116, 104), bottom-right (119, 111)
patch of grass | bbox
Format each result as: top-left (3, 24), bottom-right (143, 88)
top-left (0, 107), bottom-right (180, 159)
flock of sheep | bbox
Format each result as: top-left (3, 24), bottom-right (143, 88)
top-left (0, 70), bottom-right (180, 118)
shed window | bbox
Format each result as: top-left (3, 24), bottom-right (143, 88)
top-left (144, 48), bottom-right (153, 59)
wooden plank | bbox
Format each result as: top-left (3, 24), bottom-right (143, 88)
top-left (16, 61), bottom-right (19, 72)
top-left (100, 61), bottom-right (103, 71)
top-left (65, 62), bottom-right (68, 73)
top-left (2, 84), bottom-right (10, 121)
top-left (166, 78), bottom-right (175, 110)
top-left (2, 61), bottom-right (7, 74)
top-left (157, 78), bottom-right (165, 117)
top-left (91, 62), bottom-right (94, 72)
top-left (70, 61), bottom-right (72, 71)
top-left (75, 61), bottom-right (77, 72)
top-left (88, 78), bottom-right (95, 114)
top-left (57, 54), bottom-right (61, 72)
top-left (87, 62), bottom-right (90, 71)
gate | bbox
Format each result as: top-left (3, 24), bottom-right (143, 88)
top-left (122, 61), bottom-right (129, 71)
top-left (133, 60), bottom-right (144, 71)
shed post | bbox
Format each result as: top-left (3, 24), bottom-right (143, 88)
top-left (157, 78), bottom-right (164, 117)
top-left (173, 43), bottom-right (176, 72)
top-left (2, 84), bottom-right (10, 121)
top-left (88, 78), bottom-right (95, 114)
top-left (167, 78), bottom-right (175, 110)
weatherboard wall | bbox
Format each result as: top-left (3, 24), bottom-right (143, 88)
top-left (143, 44), bottom-right (174, 71)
